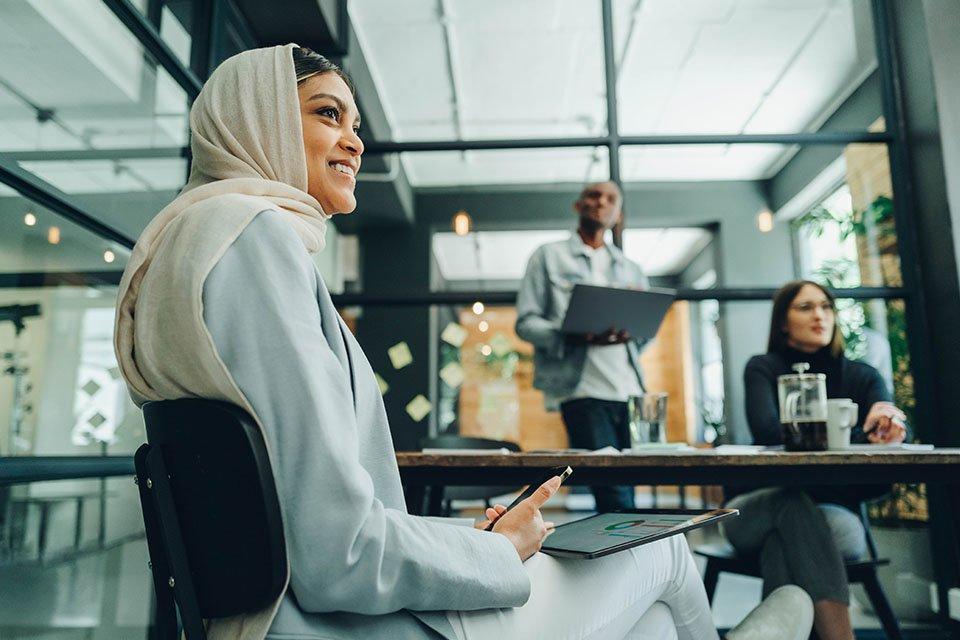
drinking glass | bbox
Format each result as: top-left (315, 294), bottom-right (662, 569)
top-left (627, 393), bottom-right (668, 448)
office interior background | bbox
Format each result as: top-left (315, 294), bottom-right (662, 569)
top-left (1, 0), bottom-right (959, 637)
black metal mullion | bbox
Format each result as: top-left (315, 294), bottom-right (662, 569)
top-left (362, 132), bottom-right (889, 155)
top-left (5, 147), bottom-right (189, 162)
top-left (101, 0), bottom-right (203, 100)
top-left (145, 0), bottom-right (163, 27)
top-left (619, 132), bottom-right (891, 145)
top-left (0, 157), bottom-right (136, 249)
top-left (0, 456), bottom-right (135, 486)
top-left (329, 286), bottom-right (909, 308)
top-left (601, 0), bottom-right (620, 184)
top-left (0, 271), bottom-right (125, 288)
top-left (190, 0), bottom-right (215, 81)
top-left (871, 1), bottom-right (958, 632)
top-left (364, 137), bottom-right (610, 154)
top-left (871, 0), bottom-right (937, 439)
top-left (4, 134), bottom-right (890, 162)
top-left (600, 0), bottom-right (625, 249)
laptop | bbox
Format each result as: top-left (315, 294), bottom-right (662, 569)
top-left (560, 285), bottom-right (676, 340)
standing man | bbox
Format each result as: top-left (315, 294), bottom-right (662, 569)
top-left (515, 181), bottom-right (649, 512)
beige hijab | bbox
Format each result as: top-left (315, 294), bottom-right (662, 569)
top-left (114, 43), bottom-right (325, 639)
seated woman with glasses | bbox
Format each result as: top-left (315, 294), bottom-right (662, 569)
top-left (723, 280), bottom-right (908, 640)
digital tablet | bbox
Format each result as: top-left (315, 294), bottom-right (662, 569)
top-left (541, 508), bottom-right (738, 559)
top-left (560, 285), bottom-right (676, 340)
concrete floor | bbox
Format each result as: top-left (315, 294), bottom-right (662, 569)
top-left (0, 497), bottom-right (944, 639)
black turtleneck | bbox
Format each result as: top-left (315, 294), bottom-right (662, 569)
top-left (730, 346), bottom-right (905, 509)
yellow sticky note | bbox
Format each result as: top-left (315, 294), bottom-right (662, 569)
top-left (405, 395), bottom-right (432, 422)
top-left (439, 362), bottom-right (465, 389)
top-left (388, 342), bottom-right (413, 369)
top-left (374, 373), bottom-right (389, 395)
top-left (441, 322), bottom-right (468, 347)
top-left (490, 333), bottom-right (512, 357)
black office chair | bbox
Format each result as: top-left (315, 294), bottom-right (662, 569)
top-left (695, 502), bottom-right (902, 640)
top-left (135, 398), bottom-right (287, 640)
top-left (419, 434), bottom-right (521, 516)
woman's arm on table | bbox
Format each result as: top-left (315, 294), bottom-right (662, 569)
top-left (855, 363), bottom-right (908, 444)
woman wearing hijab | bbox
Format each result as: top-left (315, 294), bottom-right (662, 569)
top-left (723, 280), bottom-right (907, 640)
top-left (114, 45), bottom-right (810, 640)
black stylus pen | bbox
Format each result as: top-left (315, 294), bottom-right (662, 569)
top-left (484, 466), bottom-right (573, 531)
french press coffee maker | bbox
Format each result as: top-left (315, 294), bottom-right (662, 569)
top-left (777, 363), bottom-right (829, 451)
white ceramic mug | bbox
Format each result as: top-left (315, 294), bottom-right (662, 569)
top-left (827, 399), bottom-right (858, 450)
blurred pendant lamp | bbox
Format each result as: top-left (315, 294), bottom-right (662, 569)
top-left (452, 210), bottom-right (472, 236)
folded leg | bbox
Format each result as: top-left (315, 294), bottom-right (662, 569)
top-left (447, 534), bottom-right (717, 640)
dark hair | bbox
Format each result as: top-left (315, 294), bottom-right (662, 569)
top-left (292, 46), bottom-right (356, 95)
top-left (767, 279), bottom-right (844, 357)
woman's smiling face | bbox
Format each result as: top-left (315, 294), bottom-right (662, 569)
top-left (298, 72), bottom-right (364, 214)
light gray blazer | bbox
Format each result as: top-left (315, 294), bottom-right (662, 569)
top-left (202, 210), bottom-right (530, 640)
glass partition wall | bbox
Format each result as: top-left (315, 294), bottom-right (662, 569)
top-left (0, 1), bottom-right (256, 637)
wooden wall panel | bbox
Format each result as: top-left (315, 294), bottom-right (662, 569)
top-left (457, 307), bottom-right (567, 451)
top-left (457, 302), bottom-right (697, 449)
top-left (639, 302), bottom-right (697, 443)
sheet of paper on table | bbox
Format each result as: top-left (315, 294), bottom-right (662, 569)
top-left (421, 448), bottom-right (513, 455)
top-left (839, 443), bottom-right (935, 452)
top-left (586, 446), bottom-right (621, 455)
top-left (713, 445), bottom-right (766, 455)
top-left (621, 444), bottom-right (698, 454)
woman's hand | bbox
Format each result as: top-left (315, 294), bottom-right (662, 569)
top-left (863, 401), bottom-right (907, 444)
top-left (490, 476), bottom-right (561, 561)
top-left (474, 504), bottom-right (507, 530)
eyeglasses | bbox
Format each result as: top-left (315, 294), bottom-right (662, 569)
top-left (790, 301), bottom-right (835, 314)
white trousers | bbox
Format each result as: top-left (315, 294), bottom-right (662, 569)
top-left (447, 534), bottom-right (719, 640)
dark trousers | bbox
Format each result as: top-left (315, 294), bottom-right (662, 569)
top-left (560, 398), bottom-right (636, 512)
top-left (722, 488), bottom-right (851, 604)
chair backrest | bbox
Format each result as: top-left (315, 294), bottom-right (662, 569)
top-left (419, 435), bottom-right (521, 505)
top-left (421, 434), bottom-right (521, 452)
top-left (136, 398), bottom-right (286, 639)
top-left (860, 501), bottom-right (880, 560)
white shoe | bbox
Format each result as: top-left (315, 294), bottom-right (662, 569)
top-left (725, 585), bottom-right (814, 640)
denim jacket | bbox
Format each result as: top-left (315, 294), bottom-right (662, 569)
top-left (515, 235), bottom-right (649, 405)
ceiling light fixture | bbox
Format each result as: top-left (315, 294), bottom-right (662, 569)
top-left (757, 208), bottom-right (774, 233)
top-left (452, 210), bottom-right (472, 236)
top-left (24, 212), bottom-right (37, 226)
top-left (472, 301), bottom-right (485, 315)
top-left (47, 226), bottom-right (61, 245)
top-left (103, 250), bottom-right (116, 263)
top-left (478, 320), bottom-right (489, 333)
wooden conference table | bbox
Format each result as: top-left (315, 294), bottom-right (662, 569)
top-left (397, 448), bottom-right (960, 501)
top-left (397, 447), bottom-right (960, 630)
